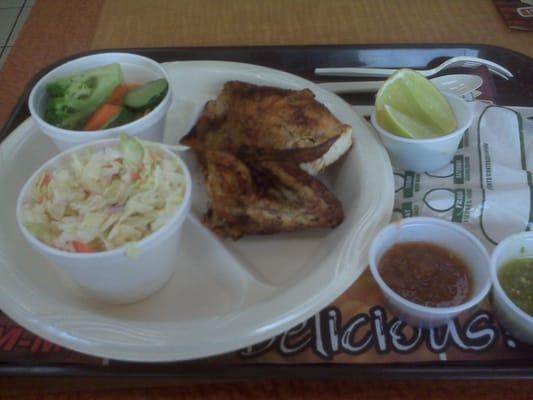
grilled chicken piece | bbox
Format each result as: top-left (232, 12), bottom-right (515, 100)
top-left (180, 81), bottom-right (352, 174)
top-left (204, 151), bottom-right (344, 239)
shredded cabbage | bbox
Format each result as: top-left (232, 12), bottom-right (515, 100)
top-left (22, 135), bottom-right (187, 253)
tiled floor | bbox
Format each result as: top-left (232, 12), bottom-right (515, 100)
top-left (0, 0), bottom-right (35, 70)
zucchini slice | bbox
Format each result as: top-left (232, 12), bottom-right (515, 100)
top-left (123, 79), bottom-right (168, 112)
top-left (101, 107), bottom-right (137, 129)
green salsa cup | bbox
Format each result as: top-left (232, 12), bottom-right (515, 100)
top-left (491, 232), bottom-right (533, 344)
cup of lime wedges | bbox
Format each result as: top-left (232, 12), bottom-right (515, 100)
top-left (370, 69), bottom-right (474, 173)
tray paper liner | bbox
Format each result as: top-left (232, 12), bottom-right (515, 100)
top-left (1, 102), bottom-right (532, 367)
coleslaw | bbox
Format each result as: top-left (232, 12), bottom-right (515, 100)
top-left (21, 135), bottom-right (187, 253)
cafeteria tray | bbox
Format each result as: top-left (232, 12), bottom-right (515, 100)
top-left (0, 44), bottom-right (532, 379)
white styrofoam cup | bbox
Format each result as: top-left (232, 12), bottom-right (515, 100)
top-left (16, 138), bottom-right (192, 304)
top-left (28, 52), bottom-right (172, 151)
top-left (371, 92), bottom-right (473, 173)
top-left (490, 232), bottom-right (533, 344)
top-left (369, 217), bottom-right (491, 328)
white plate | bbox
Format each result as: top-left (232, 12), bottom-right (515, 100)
top-left (0, 61), bottom-right (393, 362)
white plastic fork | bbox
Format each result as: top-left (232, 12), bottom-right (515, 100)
top-left (315, 56), bottom-right (513, 80)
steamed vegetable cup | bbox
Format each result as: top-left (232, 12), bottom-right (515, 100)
top-left (16, 136), bottom-right (192, 304)
top-left (44, 65), bottom-right (168, 131)
top-left (29, 52), bottom-right (172, 151)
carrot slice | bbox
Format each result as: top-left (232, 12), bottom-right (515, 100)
top-left (131, 171), bottom-right (141, 182)
top-left (108, 84), bottom-right (140, 105)
top-left (83, 104), bottom-right (122, 131)
top-left (72, 241), bottom-right (96, 253)
top-left (37, 174), bottom-right (51, 203)
top-left (41, 173), bottom-right (51, 188)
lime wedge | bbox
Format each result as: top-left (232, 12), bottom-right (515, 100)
top-left (381, 105), bottom-right (444, 139)
top-left (375, 69), bottom-right (457, 139)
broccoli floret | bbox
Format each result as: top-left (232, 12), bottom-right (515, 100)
top-left (44, 63), bottom-right (123, 129)
top-left (44, 97), bottom-right (95, 130)
top-left (44, 97), bottom-right (73, 126)
top-left (47, 78), bottom-right (73, 98)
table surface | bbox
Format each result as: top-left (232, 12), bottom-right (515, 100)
top-left (1, 0), bottom-right (532, 398)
